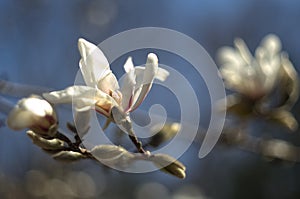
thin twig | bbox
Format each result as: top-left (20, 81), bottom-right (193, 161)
top-left (55, 131), bottom-right (79, 152)
top-left (128, 134), bottom-right (147, 154)
top-left (220, 128), bottom-right (300, 162)
top-left (0, 96), bottom-right (14, 116)
top-left (0, 79), bottom-right (52, 98)
top-left (66, 122), bottom-right (82, 147)
top-left (55, 129), bottom-right (95, 160)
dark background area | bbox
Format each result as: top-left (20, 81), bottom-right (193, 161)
top-left (1, 0), bottom-right (300, 198)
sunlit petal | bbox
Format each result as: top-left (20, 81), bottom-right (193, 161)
top-left (129, 53), bottom-right (158, 111)
top-left (6, 97), bottom-right (57, 136)
top-left (260, 34), bottom-right (281, 56)
top-left (78, 38), bottom-right (111, 87)
top-left (218, 47), bottom-right (244, 67)
top-left (123, 57), bottom-right (134, 73)
top-left (143, 53), bottom-right (158, 85)
top-left (156, 68), bottom-right (170, 82)
top-left (111, 106), bottom-right (133, 134)
top-left (43, 86), bottom-right (98, 104)
top-left (234, 38), bottom-right (253, 65)
top-left (97, 72), bottom-right (120, 94)
top-left (74, 109), bottom-right (91, 138)
top-left (121, 58), bottom-right (136, 111)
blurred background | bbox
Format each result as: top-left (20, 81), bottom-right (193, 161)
top-left (1, 0), bottom-right (300, 198)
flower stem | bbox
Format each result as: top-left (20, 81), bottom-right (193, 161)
top-left (128, 134), bottom-right (147, 154)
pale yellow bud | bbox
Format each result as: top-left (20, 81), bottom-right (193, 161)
top-left (150, 154), bottom-right (186, 179)
top-left (26, 130), bottom-right (65, 151)
top-left (52, 151), bottom-right (85, 162)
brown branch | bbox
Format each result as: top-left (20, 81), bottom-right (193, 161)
top-left (128, 134), bottom-right (147, 154)
top-left (219, 129), bottom-right (300, 162)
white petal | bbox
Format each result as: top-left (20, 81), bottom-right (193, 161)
top-left (7, 109), bottom-right (36, 130)
top-left (156, 68), bottom-right (169, 81)
top-left (21, 98), bottom-right (53, 117)
top-left (6, 97), bottom-right (56, 130)
top-left (74, 98), bottom-right (95, 112)
top-left (260, 34), bottom-right (281, 55)
top-left (217, 47), bottom-right (244, 67)
top-left (121, 66), bottom-right (136, 111)
top-left (132, 66), bottom-right (168, 86)
top-left (128, 53), bottom-right (158, 111)
top-left (74, 109), bottom-right (91, 138)
top-left (78, 38), bottom-right (111, 87)
top-left (120, 53), bottom-right (169, 112)
top-left (111, 106), bottom-right (133, 134)
top-left (255, 35), bottom-right (282, 93)
top-left (43, 86), bottom-right (96, 104)
top-left (121, 67), bottom-right (144, 112)
top-left (97, 72), bottom-right (120, 94)
top-left (143, 53), bottom-right (158, 84)
top-left (133, 67), bottom-right (145, 89)
top-left (234, 38), bottom-right (253, 65)
top-left (43, 85), bottom-right (113, 113)
top-left (120, 67), bottom-right (144, 112)
top-left (130, 84), bottom-right (150, 111)
top-left (124, 57), bottom-right (134, 73)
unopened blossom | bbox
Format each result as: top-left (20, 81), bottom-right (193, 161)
top-left (43, 38), bottom-right (169, 133)
top-left (150, 153), bottom-right (186, 179)
top-left (218, 34), bottom-right (282, 100)
top-left (6, 96), bottom-right (58, 136)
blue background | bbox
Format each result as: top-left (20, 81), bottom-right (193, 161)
top-left (1, 0), bottom-right (300, 198)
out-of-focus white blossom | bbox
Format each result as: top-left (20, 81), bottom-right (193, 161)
top-left (6, 96), bottom-right (58, 136)
top-left (43, 38), bottom-right (169, 133)
top-left (218, 34), bottom-right (299, 130)
top-left (218, 34), bottom-right (282, 100)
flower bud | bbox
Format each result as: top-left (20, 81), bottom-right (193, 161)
top-left (150, 154), bottom-right (186, 179)
top-left (91, 144), bottom-right (135, 167)
top-left (52, 151), bottom-right (85, 162)
top-left (91, 144), bottom-right (128, 160)
top-left (26, 130), bottom-right (65, 151)
top-left (6, 96), bottom-right (58, 137)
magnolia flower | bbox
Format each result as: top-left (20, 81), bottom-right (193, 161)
top-left (6, 96), bottom-right (58, 136)
top-left (43, 38), bottom-right (169, 133)
top-left (218, 34), bottom-right (299, 130)
top-left (218, 34), bottom-right (282, 100)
